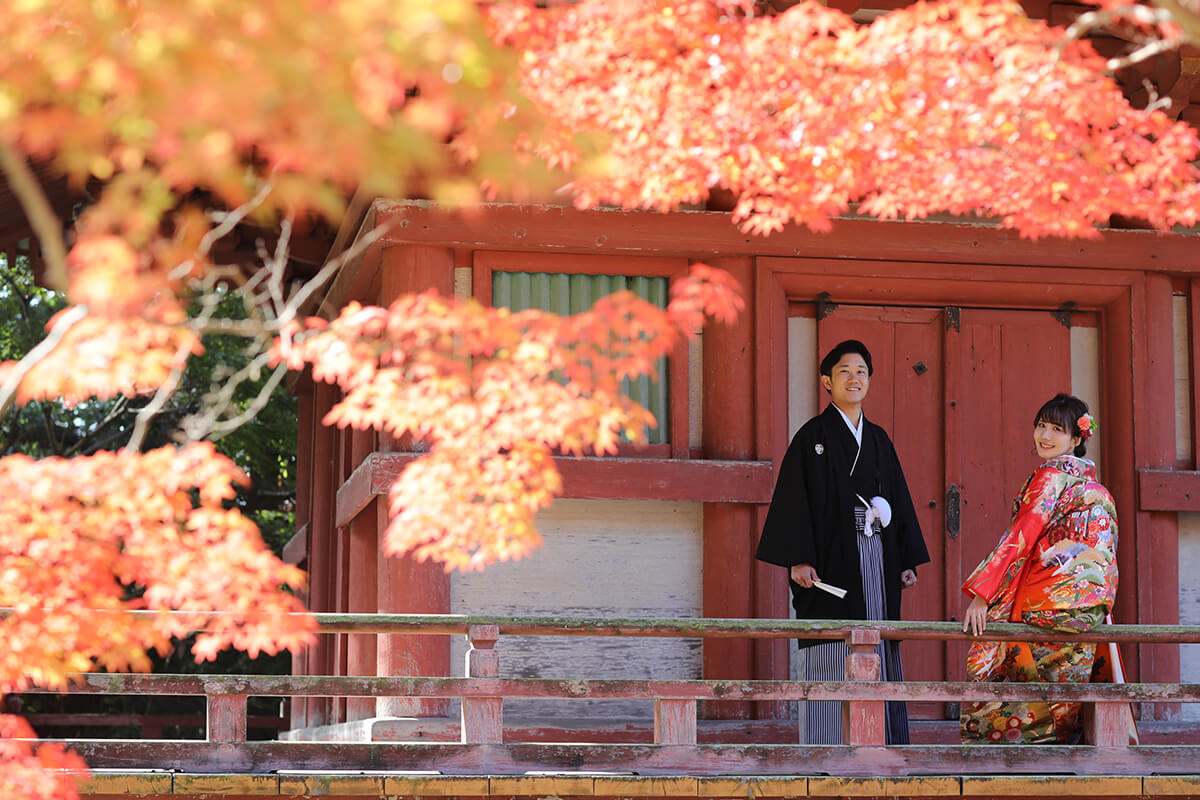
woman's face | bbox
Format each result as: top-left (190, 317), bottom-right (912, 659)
top-left (1033, 418), bottom-right (1081, 459)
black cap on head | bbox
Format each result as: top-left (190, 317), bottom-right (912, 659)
top-left (820, 339), bottom-right (873, 377)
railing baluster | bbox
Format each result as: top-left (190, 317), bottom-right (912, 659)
top-left (843, 628), bottom-right (885, 746)
top-left (654, 699), bottom-right (697, 745)
top-left (207, 694), bottom-right (247, 743)
top-left (1087, 701), bottom-right (1133, 748)
top-left (462, 623), bottom-right (503, 744)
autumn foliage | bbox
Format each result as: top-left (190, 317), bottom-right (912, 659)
top-left (495, 0), bottom-right (1200, 238)
top-left (0, 716), bottom-right (85, 800)
top-left (277, 265), bottom-right (742, 570)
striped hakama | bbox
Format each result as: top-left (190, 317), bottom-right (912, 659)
top-left (804, 508), bottom-right (910, 744)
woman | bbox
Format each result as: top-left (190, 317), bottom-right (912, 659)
top-left (959, 393), bottom-right (1119, 744)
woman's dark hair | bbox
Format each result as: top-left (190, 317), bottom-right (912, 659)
top-left (820, 339), bottom-right (874, 377)
top-left (1033, 393), bottom-right (1090, 457)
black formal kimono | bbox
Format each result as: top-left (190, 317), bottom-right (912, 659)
top-left (757, 404), bottom-right (930, 744)
top-left (756, 403), bottom-right (930, 630)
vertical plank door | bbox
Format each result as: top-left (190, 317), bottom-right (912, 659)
top-left (816, 306), bottom-right (945, 719)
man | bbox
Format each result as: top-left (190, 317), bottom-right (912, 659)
top-left (756, 339), bottom-right (929, 744)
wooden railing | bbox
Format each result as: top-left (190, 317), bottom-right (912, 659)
top-left (19, 613), bottom-right (1200, 776)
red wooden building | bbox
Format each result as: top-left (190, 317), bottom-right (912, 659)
top-left (282, 196), bottom-right (1200, 744)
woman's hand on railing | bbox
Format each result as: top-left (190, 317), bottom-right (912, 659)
top-left (963, 594), bottom-right (989, 636)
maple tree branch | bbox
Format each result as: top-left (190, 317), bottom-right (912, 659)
top-left (1107, 37), bottom-right (1185, 73)
top-left (121, 337), bottom-right (195, 454)
top-left (63, 394), bottom-right (130, 456)
top-left (169, 180), bottom-right (277, 282)
top-left (1061, 4), bottom-right (1183, 73)
top-left (179, 348), bottom-right (275, 442)
top-left (204, 360), bottom-right (289, 442)
top-left (280, 220), bottom-right (395, 324)
top-left (0, 141), bottom-right (69, 291)
top-left (1152, 0), bottom-right (1200, 46)
top-left (0, 304), bottom-right (88, 422)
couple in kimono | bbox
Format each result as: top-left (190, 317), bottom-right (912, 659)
top-left (757, 340), bottom-right (1119, 745)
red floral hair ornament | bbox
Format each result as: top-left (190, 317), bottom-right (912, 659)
top-left (1077, 413), bottom-right (1097, 440)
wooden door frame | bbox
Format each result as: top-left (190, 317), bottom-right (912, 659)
top-left (754, 256), bottom-right (1167, 685)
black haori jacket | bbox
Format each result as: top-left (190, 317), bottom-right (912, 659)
top-left (756, 404), bottom-right (930, 644)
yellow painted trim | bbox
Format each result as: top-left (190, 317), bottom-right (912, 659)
top-left (278, 774), bottom-right (387, 795)
top-left (593, 776), bottom-right (699, 797)
top-left (76, 773), bottom-right (173, 795)
top-left (696, 777), bottom-right (808, 797)
top-left (879, 777), bottom-right (961, 797)
top-left (1144, 776), bottom-right (1200, 795)
top-left (384, 776), bottom-right (492, 796)
top-left (809, 777), bottom-right (891, 797)
top-left (961, 775), bottom-right (1142, 796)
top-left (173, 774), bottom-right (280, 795)
top-left (489, 776), bottom-right (596, 796)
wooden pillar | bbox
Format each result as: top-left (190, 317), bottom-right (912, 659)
top-left (292, 377), bottom-right (315, 730)
top-left (1105, 291), bottom-right (1139, 677)
top-left (346, 432), bottom-right (379, 721)
top-left (1086, 702), bottom-right (1133, 749)
top-left (461, 624), bottom-right (502, 744)
top-left (1191, 278), bottom-right (1200, 468)
top-left (375, 243), bottom-right (455, 718)
top-left (701, 256), bottom-right (759, 720)
top-left (1138, 274), bottom-right (1181, 719)
top-left (842, 629), bottom-right (885, 746)
top-left (306, 381), bottom-right (339, 727)
top-left (654, 699), bottom-right (698, 745)
top-left (207, 694), bottom-right (247, 744)
top-left (749, 260), bottom-right (794, 721)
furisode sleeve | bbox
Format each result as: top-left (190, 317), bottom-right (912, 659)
top-left (960, 466), bottom-right (1067, 605)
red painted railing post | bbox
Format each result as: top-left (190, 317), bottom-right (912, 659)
top-left (843, 628), bottom-right (885, 746)
top-left (462, 623), bottom-right (503, 744)
top-left (207, 694), bottom-right (247, 743)
top-left (1086, 702), bottom-right (1133, 748)
top-left (654, 699), bottom-right (697, 745)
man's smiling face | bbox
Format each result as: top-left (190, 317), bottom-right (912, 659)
top-left (821, 352), bottom-right (870, 410)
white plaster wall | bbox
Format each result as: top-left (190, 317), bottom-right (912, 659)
top-left (1174, 295), bottom-right (1196, 719)
top-left (1181, 513), bottom-right (1200, 721)
top-left (1176, 293), bottom-right (1194, 463)
top-left (1071, 325), bottom-right (1102, 478)
top-left (786, 316), bottom-right (817, 730)
top-left (450, 498), bottom-right (703, 719)
top-left (454, 265), bottom-right (472, 299)
top-left (689, 333), bottom-right (703, 450)
top-left (788, 316), bottom-right (818, 439)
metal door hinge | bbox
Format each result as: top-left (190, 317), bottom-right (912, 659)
top-left (1051, 301), bottom-right (1077, 329)
top-left (946, 483), bottom-right (961, 539)
top-left (815, 291), bottom-right (837, 320)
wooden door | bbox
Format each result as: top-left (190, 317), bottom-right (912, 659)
top-left (816, 306), bottom-right (945, 718)
top-left (813, 304), bottom-right (1072, 719)
top-left (942, 308), bottom-right (1072, 687)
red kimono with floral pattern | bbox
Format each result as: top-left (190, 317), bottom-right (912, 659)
top-left (960, 455), bottom-right (1119, 744)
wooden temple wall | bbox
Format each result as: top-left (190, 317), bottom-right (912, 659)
top-left (284, 201), bottom-right (1200, 737)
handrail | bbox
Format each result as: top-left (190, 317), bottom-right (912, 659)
top-left (27, 674), bottom-right (1200, 703)
top-left (5, 608), bottom-right (1199, 642)
top-left (13, 615), bottom-right (1200, 776)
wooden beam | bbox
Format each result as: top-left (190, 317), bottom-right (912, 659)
top-left (60, 739), bottom-right (1200, 777)
top-left (1137, 469), bottom-right (1200, 511)
top-left (375, 200), bottom-right (1200, 273)
top-left (1192, 279), bottom-right (1200, 468)
top-left (335, 453), bottom-right (775, 526)
top-left (281, 524), bottom-right (307, 567)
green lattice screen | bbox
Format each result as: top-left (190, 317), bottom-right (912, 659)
top-left (492, 271), bottom-right (669, 444)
